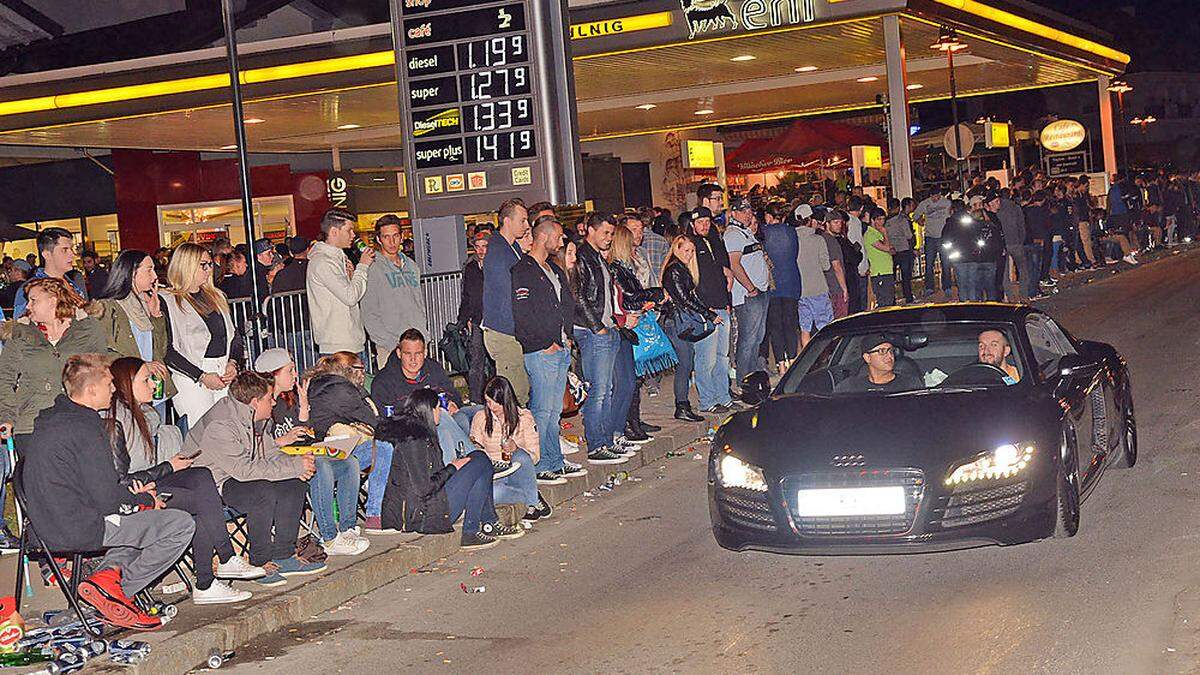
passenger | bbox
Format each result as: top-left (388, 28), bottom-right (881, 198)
top-left (103, 356), bottom-right (265, 604)
top-left (977, 330), bottom-right (1021, 383)
top-left (835, 335), bottom-right (922, 393)
top-left (378, 388), bottom-right (523, 549)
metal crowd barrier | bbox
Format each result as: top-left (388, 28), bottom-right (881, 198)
top-left (228, 271), bottom-right (464, 374)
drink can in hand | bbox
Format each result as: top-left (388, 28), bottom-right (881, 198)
top-left (151, 374), bottom-right (165, 401)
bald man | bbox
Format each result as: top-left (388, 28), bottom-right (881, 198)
top-left (978, 330), bottom-right (1020, 383)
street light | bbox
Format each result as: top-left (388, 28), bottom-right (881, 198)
top-left (1107, 79), bottom-right (1133, 171)
top-left (932, 26), bottom-right (968, 192)
top-left (1130, 115), bottom-right (1157, 132)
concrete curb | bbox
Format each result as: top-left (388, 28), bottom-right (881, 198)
top-left (106, 428), bottom-right (701, 674)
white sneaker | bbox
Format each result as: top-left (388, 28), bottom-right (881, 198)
top-left (1123, 254), bottom-right (1138, 265)
top-left (560, 436), bottom-right (580, 455)
top-left (323, 531), bottom-right (370, 556)
top-left (193, 580), bottom-right (252, 605)
top-left (215, 556), bottom-right (267, 580)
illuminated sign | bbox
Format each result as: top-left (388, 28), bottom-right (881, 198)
top-left (569, 12), bottom-right (673, 40)
top-left (683, 140), bottom-right (717, 169)
top-left (394, 0), bottom-right (581, 217)
top-left (682, 0), bottom-right (824, 39)
top-left (985, 121), bottom-right (1010, 149)
top-left (852, 144), bottom-right (882, 169)
top-left (1039, 119), bottom-right (1086, 152)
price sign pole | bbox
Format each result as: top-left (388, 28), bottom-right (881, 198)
top-left (389, 0), bottom-right (582, 224)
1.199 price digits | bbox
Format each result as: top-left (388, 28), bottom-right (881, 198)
top-left (467, 130), bottom-right (536, 163)
top-left (457, 35), bottom-right (527, 69)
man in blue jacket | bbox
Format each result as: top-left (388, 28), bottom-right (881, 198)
top-left (482, 199), bottom-right (531, 403)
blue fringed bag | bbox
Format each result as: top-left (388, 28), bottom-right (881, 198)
top-left (631, 310), bottom-right (678, 376)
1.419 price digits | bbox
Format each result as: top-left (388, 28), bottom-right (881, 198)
top-left (467, 130), bottom-right (536, 163)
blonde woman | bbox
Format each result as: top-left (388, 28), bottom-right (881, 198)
top-left (162, 243), bottom-right (240, 429)
top-left (660, 235), bottom-right (720, 422)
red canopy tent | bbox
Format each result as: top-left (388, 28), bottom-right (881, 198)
top-left (725, 120), bottom-right (886, 174)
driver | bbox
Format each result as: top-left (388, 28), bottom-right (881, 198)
top-left (835, 334), bottom-right (923, 393)
top-left (978, 330), bottom-right (1020, 384)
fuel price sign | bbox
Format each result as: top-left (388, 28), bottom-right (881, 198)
top-left (391, 0), bottom-right (581, 218)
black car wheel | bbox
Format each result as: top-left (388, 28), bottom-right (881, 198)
top-left (1054, 425), bottom-right (1081, 538)
top-left (1115, 384), bottom-right (1138, 469)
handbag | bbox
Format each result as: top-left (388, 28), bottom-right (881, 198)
top-left (675, 307), bottom-right (716, 342)
top-left (631, 310), bottom-right (678, 376)
top-left (437, 323), bottom-right (470, 374)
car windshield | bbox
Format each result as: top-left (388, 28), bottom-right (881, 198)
top-left (778, 322), bottom-right (1027, 397)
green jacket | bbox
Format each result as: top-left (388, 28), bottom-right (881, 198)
top-left (0, 315), bottom-right (107, 435)
top-left (95, 299), bottom-right (177, 399)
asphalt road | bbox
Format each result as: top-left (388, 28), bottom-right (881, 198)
top-left (216, 250), bottom-right (1200, 675)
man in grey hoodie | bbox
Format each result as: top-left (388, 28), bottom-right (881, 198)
top-left (362, 215), bottom-right (428, 369)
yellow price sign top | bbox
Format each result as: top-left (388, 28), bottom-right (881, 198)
top-left (685, 140), bottom-right (717, 169)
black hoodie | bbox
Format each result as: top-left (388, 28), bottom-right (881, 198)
top-left (22, 395), bottom-right (153, 552)
top-left (376, 414), bottom-right (456, 534)
top-left (370, 352), bottom-right (462, 410)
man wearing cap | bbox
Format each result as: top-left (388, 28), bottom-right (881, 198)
top-left (914, 188), bottom-right (954, 297)
top-left (796, 206), bottom-right (833, 348)
top-left (863, 207), bottom-right (896, 308)
top-left (835, 335), bottom-right (922, 393)
top-left (723, 197), bottom-right (770, 383)
top-left (761, 203), bottom-right (800, 371)
top-left (250, 238), bottom-right (276, 303)
top-left (271, 237), bottom-right (310, 294)
top-left (362, 214), bottom-right (428, 370)
top-left (688, 207), bottom-right (734, 413)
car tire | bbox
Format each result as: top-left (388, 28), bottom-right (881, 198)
top-left (1054, 426), bottom-right (1081, 538)
top-left (1114, 384), bottom-right (1138, 469)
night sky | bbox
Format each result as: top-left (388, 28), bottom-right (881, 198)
top-left (1045, 0), bottom-right (1200, 73)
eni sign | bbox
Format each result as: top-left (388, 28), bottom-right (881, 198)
top-left (681, 0), bottom-right (822, 39)
top-left (1040, 119), bottom-right (1086, 153)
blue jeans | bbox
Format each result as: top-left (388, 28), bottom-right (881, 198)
top-left (308, 455), bottom-right (362, 542)
top-left (663, 316), bottom-right (696, 407)
top-left (610, 338), bottom-right (637, 441)
top-left (350, 439), bottom-right (395, 518)
top-left (493, 448), bottom-right (538, 506)
top-left (444, 450), bottom-right (497, 535)
top-left (574, 328), bottom-right (619, 452)
top-left (693, 309), bottom-right (732, 409)
top-left (924, 237), bottom-right (953, 293)
top-left (955, 262), bottom-right (996, 301)
top-left (1023, 244), bottom-right (1043, 297)
top-left (733, 292), bottom-right (769, 381)
top-left (524, 347), bottom-right (570, 472)
top-left (437, 410), bottom-right (475, 465)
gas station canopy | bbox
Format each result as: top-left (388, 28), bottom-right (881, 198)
top-left (0, 0), bottom-right (1127, 152)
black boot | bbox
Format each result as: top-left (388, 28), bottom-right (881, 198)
top-left (639, 420), bottom-right (662, 433)
top-left (674, 403), bottom-right (704, 422)
top-left (625, 421), bottom-right (650, 442)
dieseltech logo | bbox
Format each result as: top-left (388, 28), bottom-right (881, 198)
top-left (413, 108), bottom-right (461, 138)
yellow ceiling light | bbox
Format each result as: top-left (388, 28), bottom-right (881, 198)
top-left (930, 0), bottom-right (1129, 64)
top-left (730, 54), bottom-right (757, 62)
top-left (634, 103), bottom-right (656, 110)
top-left (794, 66), bottom-right (818, 72)
top-left (243, 117), bottom-right (265, 124)
top-left (0, 51), bottom-right (397, 119)
top-left (219, 144), bottom-right (237, 150)
top-left (906, 83), bottom-right (924, 90)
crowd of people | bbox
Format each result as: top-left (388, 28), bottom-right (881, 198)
top-left (0, 163), bottom-right (1192, 633)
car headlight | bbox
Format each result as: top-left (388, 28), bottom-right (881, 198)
top-left (717, 453), bottom-right (768, 492)
top-left (945, 443), bottom-right (1035, 486)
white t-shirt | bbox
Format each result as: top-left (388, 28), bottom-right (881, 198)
top-left (722, 222), bottom-right (769, 306)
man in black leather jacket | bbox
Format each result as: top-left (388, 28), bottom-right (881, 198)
top-left (571, 213), bottom-right (628, 466)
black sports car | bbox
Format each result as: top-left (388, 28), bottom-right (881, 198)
top-left (709, 304), bottom-right (1137, 554)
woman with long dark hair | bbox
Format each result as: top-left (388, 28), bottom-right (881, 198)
top-left (94, 250), bottom-right (175, 400)
top-left (378, 388), bottom-right (522, 549)
top-left (470, 376), bottom-right (551, 522)
top-left (103, 356), bottom-right (267, 604)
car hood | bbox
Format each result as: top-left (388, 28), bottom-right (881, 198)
top-left (720, 387), bottom-right (1059, 475)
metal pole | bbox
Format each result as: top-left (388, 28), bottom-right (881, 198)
top-left (948, 47), bottom-right (965, 193)
top-left (220, 0), bottom-right (262, 352)
top-left (1118, 95), bottom-right (1129, 172)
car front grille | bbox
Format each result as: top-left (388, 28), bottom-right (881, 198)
top-left (715, 487), bottom-right (777, 532)
top-left (937, 480), bottom-right (1028, 528)
top-left (783, 469), bottom-right (925, 537)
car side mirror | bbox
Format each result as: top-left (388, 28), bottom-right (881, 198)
top-left (1057, 354), bottom-right (1098, 379)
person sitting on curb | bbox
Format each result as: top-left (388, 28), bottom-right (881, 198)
top-left (470, 376), bottom-right (553, 524)
top-left (103, 356), bottom-right (266, 605)
top-left (186, 371), bottom-right (324, 588)
top-left (377, 388), bottom-right (523, 549)
top-left (22, 354), bottom-right (195, 630)
top-left (371, 329), bottom-right (480, 462)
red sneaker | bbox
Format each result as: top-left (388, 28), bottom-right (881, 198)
top-left (78, 568), bottom-right (162, 631)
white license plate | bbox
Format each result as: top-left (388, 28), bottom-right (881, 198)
top-left (795, 486), bottom-right (906, 517)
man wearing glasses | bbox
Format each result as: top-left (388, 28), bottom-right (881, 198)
top-left (836, 334), bottom-right (921, 393)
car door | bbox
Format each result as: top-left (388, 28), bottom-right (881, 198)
top-left (1043, 317), bottom-right (1110, 491)
top-left (1025, 315), bottom-right (1100, 489)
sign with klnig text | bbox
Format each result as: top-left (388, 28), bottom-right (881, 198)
top-left (391, 0), bottom-right (582, 218)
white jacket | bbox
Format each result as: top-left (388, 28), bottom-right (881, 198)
top-left (306, 241), bottom-right (370, 353)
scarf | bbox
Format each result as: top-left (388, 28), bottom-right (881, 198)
top-left (116, 292), bottom-right (154, 333)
